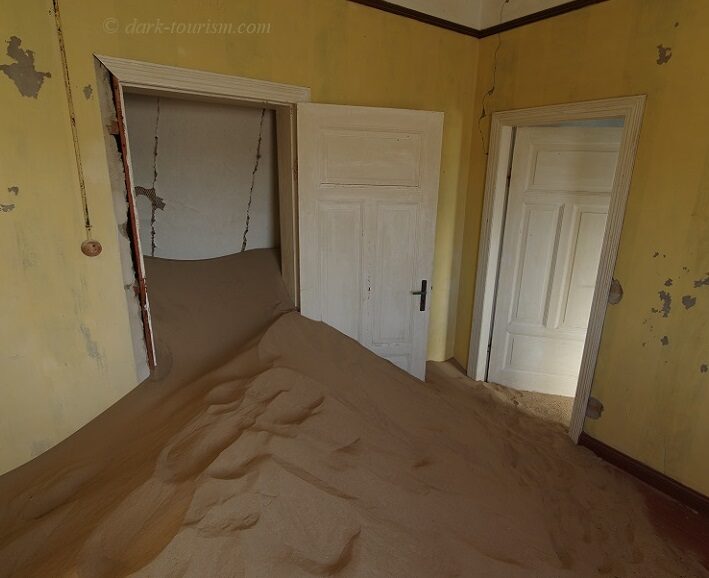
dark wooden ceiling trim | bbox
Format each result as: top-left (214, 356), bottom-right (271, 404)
top-left (479, 0), bottom-right (608, 37)
top-left (349, 0), bottom-right (482, 37)
top-left (348, 0), bottom-right (609, 38)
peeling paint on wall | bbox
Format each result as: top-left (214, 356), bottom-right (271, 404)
top-left (7, 186), bottom-right (19, 195)
top-left (0, 36), bottom-right (51, 98)
top-left (82, 84), bottom-right (93, 99)
top-left (0, 203), bottom-right (15, 213)
top-left (660, 335), bottom-right (669, 346)
top-left (656, 44), bottom-right (672, 65)
top-left (701, 364), bottom-right (708, 374)
top-left (608, 278), bottom-right (623, 304)
top-left (664, 278), bottom-right (673, 287)
top-left (652, 290), bottom-right (672, 317)
top-left (681, 295), bottom-right (697, 309)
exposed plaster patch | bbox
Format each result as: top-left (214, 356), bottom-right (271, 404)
top-left (0, 36), bottom-right (51, 98)
top-left (82, 84), bottom-right (93, 99)
top-left (134, 186), bottom-right (166, 255)
top-left (0, 203), bottom-right (15, 212)
top-left (118, 220), bottom-right (130, 239)
top-left (694, 273), bottom-right (709, 288)
top-left (660, 335), bottom-right (669, 346)
top-left (656, 44), bottom-right (672, 65)
top-left (608, 278), bottom-right (623, 304)
top-left (664, 278), bottom-right (673, 287)
top-left (241, 108), bottom-right (267, 252)
top-left (681, 295), bottom-right (696, 309)
top-left (7, 186), bottom-right (19, 195)
top-left (585, 397), bottom-right (604, 420)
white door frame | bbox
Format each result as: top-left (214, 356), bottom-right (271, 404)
top-left (467, 96), bottom-right (645, 442)
top-left (94, 55), bottom-right (309, 373)
top-left (96, 55), bottom-right (310, 304)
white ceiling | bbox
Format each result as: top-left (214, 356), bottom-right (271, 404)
top-left (386, 0), bottom-right (570, 30)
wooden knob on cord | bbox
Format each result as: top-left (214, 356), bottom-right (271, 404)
top-left (81, 239), bottom-right (102, 257)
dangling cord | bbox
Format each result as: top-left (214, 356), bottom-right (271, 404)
top-left (53, 0), bottom-right (96, 253)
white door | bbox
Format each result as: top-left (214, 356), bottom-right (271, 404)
top-left (297, 103), bottom-right (443, 379)
top-left (488, 126), bottom-right (621, 395)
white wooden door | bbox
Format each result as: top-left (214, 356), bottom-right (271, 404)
top-left (297, 103), bottom-right (443, 379)
top-left (488, 126), bottom-right (621, 395)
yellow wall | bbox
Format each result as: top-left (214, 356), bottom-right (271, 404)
top-left (4, 0), bottom-right (708, 496)
top-left (0, 0), bottom-right (478, 473)
top-left (455, 0), bottom-right (709, 494)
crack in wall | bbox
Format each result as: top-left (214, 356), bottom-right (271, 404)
top-left (241, 108), bottom-right (267, 253)
top-left (478, 0), bottom-right (509, 155)
top-left (136, 97), bottom-right (163, 257)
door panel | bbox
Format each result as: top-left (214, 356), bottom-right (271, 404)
top-left (298, 103), bottom-right (443, 379)
top-left (372, 204), bottom-right (417, 345)
top-left (317, 201), bottom-right (363, 341)
top-left (488, 127), bottom-right (620, 395)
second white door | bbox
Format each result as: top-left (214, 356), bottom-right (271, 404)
top-left (297, 103), bottom-right (444, 379)
top-left (488, 126), bottom-right (621, 395)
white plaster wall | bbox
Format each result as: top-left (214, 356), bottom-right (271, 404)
top-left (123, 94), bottom-right (278, 259)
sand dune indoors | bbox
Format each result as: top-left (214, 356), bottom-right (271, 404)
top-left (0, 249), bottom-right (706, 577)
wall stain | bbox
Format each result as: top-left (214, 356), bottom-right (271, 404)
top-left (79, 323), bottom-right (102, 364)
top-left (0, 36), bottom-right (51, 97)
top-left (660, 335), bottom-right (669, 346)
top-left (7, 186), bottom-right (19, 195)
top-left (0, 203), bottom-right (15, 212)
top-left (694, 273), bottom-right (709, 288)
top-left (681, 295), bottom-right (697, 309)
top-left (701, 364), bottom-right (708, 374)
top-left (241, 108), bottom-right (267, 252)
top-left (656, 44), bottom-right (672, 65)
top-left (82, 84), bottom-right (93, 99)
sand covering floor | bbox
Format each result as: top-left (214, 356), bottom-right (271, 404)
top-left (0, 249), bottom-right (707, 577)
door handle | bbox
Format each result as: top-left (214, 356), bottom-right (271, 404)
top-left (411, 280), bottom-right (428, 312)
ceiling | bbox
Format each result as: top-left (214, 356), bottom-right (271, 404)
top-left (384, 0), bottom-right (571, 30)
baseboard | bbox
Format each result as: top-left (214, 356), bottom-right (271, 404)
top-left (579, 432), bottom-right (709, 516)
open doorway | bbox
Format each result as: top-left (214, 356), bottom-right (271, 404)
top-left (94, 55), bottom-right (308, 379)
top-left (122, 94), bottom-right (279, 261)
top-left (468, 97), bottom-right (645, 438)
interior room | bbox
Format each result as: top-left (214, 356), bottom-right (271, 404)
top-left (1, 0), bottom-right (708, 576)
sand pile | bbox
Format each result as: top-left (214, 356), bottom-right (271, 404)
top-left (0, 249), bottom-right (706, 577)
